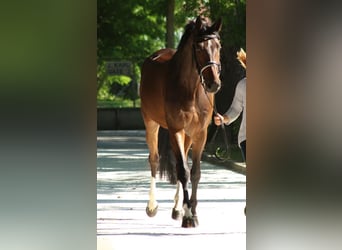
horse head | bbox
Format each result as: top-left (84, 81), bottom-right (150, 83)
top-left (193, 16), bottom-right (222, 93)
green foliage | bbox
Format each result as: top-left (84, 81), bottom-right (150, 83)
top-left (97, 0), bottom-right (168, 107)
top-left (97, 60), bottom-right (140, 106)
top-left (98, 0), bottom-right (166, 64)
top-left (98, 98), bottom-right (141, 108)
top-left (209, 0), bottom-right (246, 48)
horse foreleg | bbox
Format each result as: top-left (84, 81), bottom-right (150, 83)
top-left (189, 131), bottom-right (207, 226)
top-left (170, 131), bottom-right (196, 228)
top-left (189, 159), bottom-right (200, 226)
top-left (172, 134), bottom-right (191, 221)
top-left (144, 121), bottom-right (160, 217)
top-left (146, 174), bottom-right (158, 217)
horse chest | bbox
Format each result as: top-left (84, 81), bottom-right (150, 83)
top-left (165, 104), bottom-right (207, 132)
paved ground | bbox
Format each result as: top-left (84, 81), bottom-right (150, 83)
top-left (97, 130), bottom-right (246, 250)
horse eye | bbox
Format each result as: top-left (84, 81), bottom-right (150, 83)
top-left (197, 42), bottom-right (205, 49)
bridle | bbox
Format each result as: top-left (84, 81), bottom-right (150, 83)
top-left (192, 33), bottom-right (229, 160)
top-left (193, 33), bottom-right (221, 87)
top-left (192, 32), bottom-right (221, 112)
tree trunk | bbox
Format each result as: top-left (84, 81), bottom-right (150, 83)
top-left (166, 0), bottom-right (175, 48)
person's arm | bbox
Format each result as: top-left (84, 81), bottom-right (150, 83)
top-left (213, 78), bottom-right (245, 126)
top-left (224, 80), bottom-right (244, 125)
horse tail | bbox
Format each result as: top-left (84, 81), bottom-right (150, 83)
top-left (158, 127), bottom-right (177, 184)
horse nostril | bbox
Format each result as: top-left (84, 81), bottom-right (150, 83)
top-left (213, 84), bottom-right (221, 93)
top-left (207, 82), bottom-right (221, 93)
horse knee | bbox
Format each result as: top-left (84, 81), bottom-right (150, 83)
top-left (149, 154), bottom-right (159, 176)
top-left (149, 153), bottom-right (159, 165)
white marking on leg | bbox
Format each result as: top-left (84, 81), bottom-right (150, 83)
top-left (183, 203), bottom-right (193, 218)
top-left (147, 177), bottom-right (158, 210)
top-left (173, 181), bottom-right (183, 212)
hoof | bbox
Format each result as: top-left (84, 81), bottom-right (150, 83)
top-left (171, 208), bottom-right (183, 221)
top-left (146, 205), bottom-right (158, 217)
top-left (181, 216), bottom-right (198, 228)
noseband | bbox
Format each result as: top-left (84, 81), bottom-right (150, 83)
top-left (199, 61), bottom-right (221, 84)
top-left (193, 34), bottom-right (221, 87)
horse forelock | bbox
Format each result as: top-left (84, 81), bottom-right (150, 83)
top-left (177, 17), bottom-right (217, 50)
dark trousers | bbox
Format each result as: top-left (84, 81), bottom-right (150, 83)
top-left (239, 140), bottom-right (246, 162)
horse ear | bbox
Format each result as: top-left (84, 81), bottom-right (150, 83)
top-left (195, 16), bottom-right (203, 30)
top-left (212, 17), bottom-right (222, 32)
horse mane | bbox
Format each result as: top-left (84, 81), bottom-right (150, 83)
top-left (237, 48), bottom-right (246, 69)
top-left (177, 17), bottom-right (213, 50)
top-left (177, 22), bottom-right (195, 49)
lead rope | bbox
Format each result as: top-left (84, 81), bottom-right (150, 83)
top-left (203, 89), bottom-right (230, 161)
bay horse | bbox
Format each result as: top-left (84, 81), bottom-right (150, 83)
top-left (140, 16), bottom-right (222, 228)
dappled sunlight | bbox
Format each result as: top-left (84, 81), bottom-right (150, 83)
top-left (97, 148), bottom-right (149, 160)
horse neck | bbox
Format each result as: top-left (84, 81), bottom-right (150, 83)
top-left (172, 41), bottom-right (199, 93)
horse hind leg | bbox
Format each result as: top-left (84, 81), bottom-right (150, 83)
top-left (144, 120), bottom-right (160, 217)
top-left (171, 181), bottom-right (184, 220)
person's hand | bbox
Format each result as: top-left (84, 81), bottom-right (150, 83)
top-left (214, 114), bottom-right (224, 126)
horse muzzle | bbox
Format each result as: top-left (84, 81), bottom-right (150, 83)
top-left (203, 81), bottom-right (221, 93)
top-left (199, 62), bottom-right (221, 93)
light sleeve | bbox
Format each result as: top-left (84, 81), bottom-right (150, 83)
top-left (224, 78), bottom-right (245, 125)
